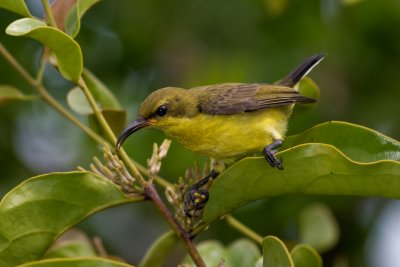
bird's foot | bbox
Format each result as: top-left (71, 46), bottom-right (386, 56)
top-left (263, 140), bottom-right (284, 170)
top-left (184, 170), bottom-right (219, 217)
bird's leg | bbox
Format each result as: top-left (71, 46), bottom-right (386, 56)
top-left (263, 139), bottom-right (284, 170)
top-left (184, 169), bottom-right (219, 217)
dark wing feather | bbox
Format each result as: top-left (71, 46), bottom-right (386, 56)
top-left (196, 83), bottom-right (316, 115)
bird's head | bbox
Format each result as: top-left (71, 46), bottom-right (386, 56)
top-left (116, 87), bottom-right (197, 149)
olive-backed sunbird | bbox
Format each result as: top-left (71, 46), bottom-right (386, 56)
top-left (117, 53), bottom-right (324, 216)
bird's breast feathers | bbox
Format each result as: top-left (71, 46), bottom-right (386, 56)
top-left (154, 106), bottom-right (292, 162)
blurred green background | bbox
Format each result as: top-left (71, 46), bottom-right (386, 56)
top-left (1, 0), bottom-right (400, 266)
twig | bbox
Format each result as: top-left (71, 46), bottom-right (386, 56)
top-left (144, 183), bottom-right (206, 267)
top-left (1, 41), bottom-right (207, 265)
top-left (41, 0), bottom-right (58, 28)
top-left (0, 43), bottom-right (105, 145)
top-left (77, 78), bottom-right (146, 184)
top-left (226, 215), bottom-right (263, 244)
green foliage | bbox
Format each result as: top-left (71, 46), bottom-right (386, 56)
top-left (298, 203), bottom-right (339, 253)
top-left (0, 0), bottom-right (31, 17)
top-left (6, 18), bottom-right (83, 82)
top-left (184, 239), bottom-right (261, 267)
top-left (0, 85), bottom-right (37, 104)
top-left (139, 231), bottom-right (179, 267)
top-left (282, 121), bottom-right (400, 162)
top-left (43, 230), bottom-right (97, 259)
top-left (0, 1), bottom-right (399, 266)
top-left (17, 257), bottom-right (134, 267)
top-left (262, 236), bottom-right (293, 267)
top-left (81, 69), bottom-right (121, 110)
top-left (262, 237), bottom-right (322, 267)
top-left (290, 245), bottom-right (322, 267)
top-left (203, 123), bottom-right (400, 223)
top-left (0, 172), bottom-right (139, 267)
top-left (65, 0), bottom-right (102, 37)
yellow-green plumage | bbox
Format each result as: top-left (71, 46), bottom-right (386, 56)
top-left (117, 53), bottom-right (324, 170)
top-left (143, 86), bottom-right (293, 163)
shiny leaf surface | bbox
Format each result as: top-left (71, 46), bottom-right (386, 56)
top-left (283, 121), bottom-right (400, 162)
top-left (203, 143), bottom-right (400, 223)
top-left (6, 18), bottom-right (83, 82)
top-left (0, 0), bottom-right (31, 17)
top-left (0, 172), bottom-right (140, 267)
top-left (66, 0), bottom-right (102, 37)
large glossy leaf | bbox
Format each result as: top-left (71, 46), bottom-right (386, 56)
top-left (0, 172), bottom-right (141, 267)
top-left (65, 0), bottom-right (102, 37)
top-left (203, 143), bottom-right (400, 223)
top-left (283, 121), bottom-right (400, 162)
top-left (17, 257), bottom-right (134, 267)
top-left (0, 85), bottom-right (37, 104)
top-left (262, 236), bottom-right (293, 267)
top-left (6, 18), bottom-right (83, 82)
top-left (139, 231), bottom-right (179, 267)
top-left (0, 0), bottom-right (31, 17)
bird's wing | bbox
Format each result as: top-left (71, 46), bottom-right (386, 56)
top-left (196, 83), bottom-right (315, 115)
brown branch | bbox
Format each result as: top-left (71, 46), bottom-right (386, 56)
top-left (144, 183), bottom-right (206, 267)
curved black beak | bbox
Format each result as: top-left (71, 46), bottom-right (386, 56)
top-left (116, 116), bottom-right (149, 149)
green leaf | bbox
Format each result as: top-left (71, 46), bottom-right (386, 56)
top-left (0, 171), bottom-right (141, 267)
top-left (0, 0), bottom-right (32, 17)
top-left (203, 143), bottom-right (400, 224)
top-left (81, 69), bottom-right (121, 109)
top-left (44, 229), bottom-right (96, 259)
top-left (298, 203), bottom-right (339, 253)
top-left (226, 239), bottom-right (261, 267)
top-left (17, 257), bottom-right (134, 267)
top-left (139, 231), bottom-right (179, 267)
top-left (262, 236), bottom-right (293, 267)
top-left (0, 85), bottom-right (37, 104)
top-left (183, 241), bottom-right (227, 267)
top-left (283, 121), bottom-right (400, 162)
top-left (67, 87), bottom-right (93, 115)
top-left (290, 244), bottom-right (322, 267)
top-left (89, 109), bottom-right (127, 137)
top-left (66, 0), bottom-right (102, 37)
top-left (6, 18), bottom-right (83, 82)
top-left (67, 70), bottom-right (121, 115)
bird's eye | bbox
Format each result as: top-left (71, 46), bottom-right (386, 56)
top-left (156, 105), bottom-right (168, 117)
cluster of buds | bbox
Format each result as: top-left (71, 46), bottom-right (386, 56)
top-left (165, 162), bottom-right (211, 230)
top-left (79, 145), bottom-right (141, 196)
top-left (147, 139), bottom-right (171, 178)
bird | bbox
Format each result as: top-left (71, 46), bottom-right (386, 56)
top-left (116, 53), bottom-right (324, 216)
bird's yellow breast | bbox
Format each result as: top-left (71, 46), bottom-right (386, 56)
top-left (154, 106), bottom-right (292, 162)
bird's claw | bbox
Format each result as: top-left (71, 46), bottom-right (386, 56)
top-left (264, 140), bottom-right (284, 170)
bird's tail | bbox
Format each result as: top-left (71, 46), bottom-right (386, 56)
top-left (278, 53), bottom-right (325, 87)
